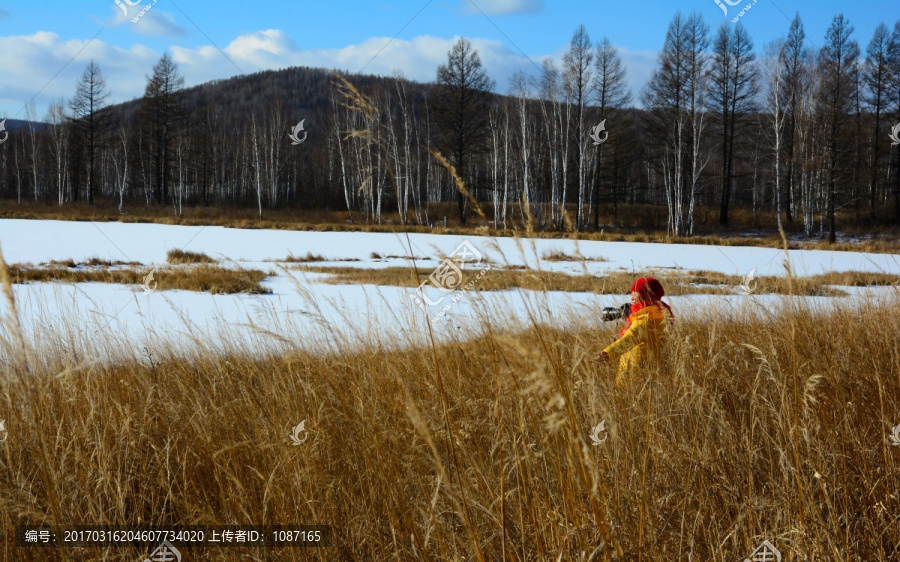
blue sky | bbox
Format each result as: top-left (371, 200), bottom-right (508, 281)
top-left (0, 0), bottom-right (895, 119)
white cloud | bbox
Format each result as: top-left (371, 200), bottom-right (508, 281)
top-left (0, 32), bottom-right (161, 118)
top-left (132, 11), bottom-right (187, 37)
top-left (461, 0), bottom-right (543, 15)
top-left (0, 29), bottom-right (658, 118)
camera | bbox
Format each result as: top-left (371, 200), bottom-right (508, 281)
top-left (601, 303), bottom-right (631, 322)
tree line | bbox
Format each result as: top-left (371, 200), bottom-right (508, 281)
top-left (2, 11), bottom-right (900, 240)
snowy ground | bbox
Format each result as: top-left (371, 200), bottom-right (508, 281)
top-left (0, 218), bottom-right (898, 361)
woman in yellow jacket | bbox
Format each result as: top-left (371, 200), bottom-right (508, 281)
top-left (595, 277), bottom-right (674, 387)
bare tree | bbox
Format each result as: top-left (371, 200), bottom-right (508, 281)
top-left (818, 14), bottom-right (860, 243)
top-left (537, 58), bottom-right (569, 228)
top-left (510, 71), bottom-right (536, 227)
top-left (563, 25), bottom-right (594, 229)
top-left (25, 101), bottom-right (40, 201)
top-left (140, 52), bottom-right (185, 206)
top-left (111, 126), bottom-right (129, 214)
top-left (644, 12), bottom-right (692, 236)
top-left (590, 36), bottom-right (631, 225)
top-left (863, 23), bottom-right (893, 214)
top-left (710, 22), bottom-right (757, 226)
top-left (889, 20), bottom-right (900, 219)
top-left (431, 38), bottom-right (495, 224)
top-left (764, 40), bottom-right (789, 230)
top-left (782, 14), bottom-right (810, 224)
top-left (46, 98), bottom-right (69, 205)
top-left (70, 60), bottom-right (110, 204)
top-left (684, 13), bottom-right (712, 234)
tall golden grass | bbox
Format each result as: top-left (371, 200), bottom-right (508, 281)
top-left (0, 242), bottom-right (899, 561)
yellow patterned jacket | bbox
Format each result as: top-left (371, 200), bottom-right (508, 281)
top-left (602, 303), bottom-right (672, 386)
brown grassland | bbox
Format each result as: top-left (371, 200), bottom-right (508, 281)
top-left (298, 264), bottom-right (900, 298)
top-left (165, 249), bottom-right (218, 265)
top-left (6, 260), bottom-right (271, 295)
top-left (0, 245), bottom-right (899, 561)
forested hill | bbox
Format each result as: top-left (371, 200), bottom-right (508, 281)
top-left (0, 118), bottom-right (47, 132)
top-left (3, 13), bottom-right (900, 238)
top-left (105, 65), bottom-right (434, 136)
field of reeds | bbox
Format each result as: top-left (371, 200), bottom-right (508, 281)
top-left (0, 252), bottom-right (899, 561)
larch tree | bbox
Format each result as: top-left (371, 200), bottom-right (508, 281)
top-left (885, 20), bottom-right (900, 219)
top-left (590, 36), bottom-right (631, 224)
top-left (782, 14), bottom-right (809, 223)
top-left (710, 22), bottom-right (757, 227)
top-left (563, 25), bottom-right (594, 229)
top-left (431, 38), bottom-right (495, 225)
top-left (69, 60), bottom-right (110, 205)
top-left (140, 52), bottom-right (185, 207)
top-left (818, 14), bottom-right (860, 243)
top-left (644, 12), bottom-right (691, 236)
top-left (862, 23), bottom-right (893, 214)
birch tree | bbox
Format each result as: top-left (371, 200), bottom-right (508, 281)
top-left (764, 40), bottom-right (789, 230)
top-left (46, 98), bottom-right (69, 205)
top-left (644, 13), bottom-right (690, 235)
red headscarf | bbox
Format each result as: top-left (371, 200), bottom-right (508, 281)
top-left (618, 277), bottom-right (673, 337)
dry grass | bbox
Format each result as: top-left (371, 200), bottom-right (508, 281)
top-left (541, 250), bottom-right (610, 262)
top-left (166, 249), bottom-right (217, 264)
top-left (275, 253), bottom-right (360, 263)
top-left (41, 258), bottom-right (142, 268)
top-left (282, 252), bottom-right (324, 263)
top-left (296, 264), bottom-right (900, 297)
top-left (0, 258), bottom-right (898, 560)
top-left (7, 263), bottom-right (271, 295)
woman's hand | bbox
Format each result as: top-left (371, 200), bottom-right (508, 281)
top-left (594, 351), bottom-right (610, 366)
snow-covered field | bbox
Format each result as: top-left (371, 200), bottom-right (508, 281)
top-left (1, 218), bottom-right (898, 360)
